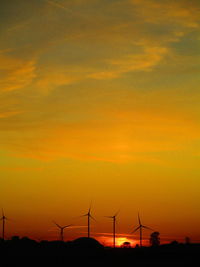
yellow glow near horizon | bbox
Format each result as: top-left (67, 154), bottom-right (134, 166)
top-left (98, 236), bottom-right (137, 247)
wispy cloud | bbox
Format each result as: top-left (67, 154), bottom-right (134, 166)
top-left (0, 0), bottom-right (199, 166)
top-left (0, 166), bottom-right (43, 172)
top-left (89, 46), bottom-right (168, 80)
top-left (0, 107), bottom-right (199, 165)
top-left (45, 0), bottom-right (74, 13)
top-left (35, 68), bottom-right (79, 93)
top-left (0, 110), bottom-right (23, 118)
top-left (0, 54), bottom-right (36, 92)
top-left (131, 0), bottom-right (200, 29)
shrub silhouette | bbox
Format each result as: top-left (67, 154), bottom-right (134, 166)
top-left (150, 232), bottom-right (160, 247)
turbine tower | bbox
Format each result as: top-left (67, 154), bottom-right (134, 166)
top-left (53, 221), bottom-right (72, 241)
top-left (81, 205), bottom-right (95, 238)
top-left (131, 213), bottom-right (153, 247)
top-left (105, 211), bottom-right (119, 248)
top-left (0, 209), bottom-right (8, 240)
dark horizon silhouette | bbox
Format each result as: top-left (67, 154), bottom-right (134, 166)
top-left (0, 208), bottom-right (199, 266)
top-left (0, 235), bottom-right (199, 267)
top-left (1, 207), bottom-right (198, 247)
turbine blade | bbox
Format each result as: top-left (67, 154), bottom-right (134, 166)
top-left (53, 221), bottom-right (61, 228)
top-left (142, 225), bottom-right (154, 231)
top-left (89, 201), bottom-right (92, 214)
top-left (2, 208), bottom-right (4, 217)
top-left (138, 213), bottom-right (141, 226)
top-left (131, 226), bottom-right (140, 234)
top-left (90, 215), bottom-right (97, 221)
top-left (63, 224), bottom-right (73, 229)
top-left (114, 210), bottom-right (120, 217)
top-left (80, 214), bottom-right (88, 217)
top-left (0, 216), bottom-right (9, 221)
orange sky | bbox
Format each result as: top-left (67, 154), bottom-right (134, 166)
top-left (0, 0), bottom-right (200, 246)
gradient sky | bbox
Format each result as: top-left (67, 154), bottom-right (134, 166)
top-left (0, 0), bottom-right (200, 246)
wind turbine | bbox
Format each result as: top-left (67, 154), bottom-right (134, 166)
top-left (81, 205), bottom-right (96, 238)
top-left (53, 221), bottom-right (72, 242)
top-left (0, 209), bottom-right (8, 240)
top-left (105, 211), bottom-right (119, 248)
top-left (131, 213), bottom-right (153, 247)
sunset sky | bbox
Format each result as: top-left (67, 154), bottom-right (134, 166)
top-left (0, 0), bottom-right (200, 246)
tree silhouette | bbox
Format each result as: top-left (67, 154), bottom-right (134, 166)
top-left (121, 241), bottom-right (131, 248)
top-left (185, 237), bottom-right (191, 244)
top-left (150, 232), bottom-right (160, 247)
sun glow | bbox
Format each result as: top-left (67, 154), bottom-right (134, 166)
top-left (116, 237), bottom-right (135, 247)
top-left (97, 235), bottom-right (136, 247)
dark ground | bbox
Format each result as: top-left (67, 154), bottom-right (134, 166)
top-left (0, 237), bottom-right (199, 266)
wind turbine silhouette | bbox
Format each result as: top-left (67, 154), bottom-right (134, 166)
top-left (81, 205), bottom-right (96, 238)
top-left (53, 221), bottom-right (72, 241)
top-left (0, 209), bottom-right (8, 240)
top-left (105, 211), bottom-right (119, 248)
top-left (131, 213), bottom-right (153, 247)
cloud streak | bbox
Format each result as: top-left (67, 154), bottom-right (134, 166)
top-left (89, 46), bottom-right (168, 80)
top-left (0, 0), bottom-right (199, 167)
top-left (0, 53), bottom-right (36, 92)
top-left (131, 0), bottom-right (200, 28)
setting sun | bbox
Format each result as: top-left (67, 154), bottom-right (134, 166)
top-left (115, 237), bottom-right (135, 247)
top-left (97, 234), bottom-right (137, 248)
